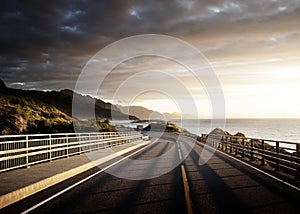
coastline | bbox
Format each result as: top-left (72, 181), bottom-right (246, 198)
top-left (113, 118), bottom-right (300, 143)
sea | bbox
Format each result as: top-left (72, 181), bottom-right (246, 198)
top-left (170, 119), bottom-right (300, 143)
top-left (112, 119), bottom-right (300, 150)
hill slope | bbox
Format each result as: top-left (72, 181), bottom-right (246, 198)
top-left (117, 105), bottom-right (165, 120)
top-left (117, 105), bottom-right (194, 120)
top-left (0, 90), bottom-right (73, 134)
top-left (0, 79), bottom-right (136, 134)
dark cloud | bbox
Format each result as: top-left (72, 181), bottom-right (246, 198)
top-left (0, 0), bottom-right (299, 90)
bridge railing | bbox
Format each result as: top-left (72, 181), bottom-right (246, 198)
top-left (0, 132), bottom-right (142, 173)
top-left (202, 133), bottom-right (300, 179)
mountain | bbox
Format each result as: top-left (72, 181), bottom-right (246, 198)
top-left (0, 79), bottom-right (7, 91)
top-left (117, 105), bottom-right (196, 120)
top-left (117, 105), bottom-right (165, 120)
top-left (0, 79), bottom-right (137, 134)
top-left (163, 112), bottom-right (182, 120)
top-left (0, 78), bottom-right (197, 134)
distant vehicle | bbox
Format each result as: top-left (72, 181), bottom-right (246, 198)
top-left (142, 135), bottom-right (150, 140)
top-left (136, 125), bottom-right (143, 131)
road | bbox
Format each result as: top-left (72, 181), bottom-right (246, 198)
top-left (2, 133), bottom-right (300, 214)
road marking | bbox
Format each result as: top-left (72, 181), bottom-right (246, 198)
top-left (0, 140), bottom-right (151, 209)
top-left (178, 148), bottom-right (182, 160)
top-left (178, 142), bottom-right (193, 214)
top-left (181, 164), bottom-right (193, 214)
top-left (20, 140), bottom-right (156, 214)
top-left (197, 141), bottom-right (300, 192)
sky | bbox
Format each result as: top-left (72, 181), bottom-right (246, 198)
top-left (1, 0), bottom-right (300, 118)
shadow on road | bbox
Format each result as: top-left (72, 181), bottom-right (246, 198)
top-left (181, 140), bottom-right (299, 214)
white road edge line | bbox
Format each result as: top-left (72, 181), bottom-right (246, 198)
top-left (197, 141), bottom-right (300, 192)
top-left (21, 140), bottom-right (157, 214)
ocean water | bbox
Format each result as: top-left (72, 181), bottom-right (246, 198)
top-left (170, 119), bottom-right (300, 143)
top-left (112, 119), bottom-right (300, 143)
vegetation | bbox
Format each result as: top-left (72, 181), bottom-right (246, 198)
top-left (143, 122), bottom-right (183, 133)
top-left (0, 79), bottom-right (119, 134)
top-left (0, 93), bottom-right (73, 134)
top-left (73, 118), bottom-right (116, 133)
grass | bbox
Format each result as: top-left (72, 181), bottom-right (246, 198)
top-left (0, 94), bottom-right (116, 134)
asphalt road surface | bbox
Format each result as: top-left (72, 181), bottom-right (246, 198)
top-left (3, 133), bottom-right (300, 214)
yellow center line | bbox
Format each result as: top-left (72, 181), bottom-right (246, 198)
top-left (177, 142), bottom-right (193, 214)
top-left (178, 148), bottom-right (182, 160)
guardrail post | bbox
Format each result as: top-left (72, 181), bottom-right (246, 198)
top-left (227, 137), bottom-right (230, 152)
top-left (49, 135), bottom-right (52, 162)
top-left (77, 134), bottom-right (79, 153)
top-left (229, 136), bottom-right (232, 153)
top-left (261, 140), bottom-right (265, 165)
top-left (66, 134), bottom-right (69, 158)
top-left (79, 134), bottom-right (83, 154)
top-left (102, 133), bottom-right (105, 148)
top-left (250, 141), bottom-right (254, 161)
top-left (88, 133), bottom-right (91, 152)
top-left (107, 133), bottom-right (109, 146)
top-left (26, 135), bottom-right (30, 168)
top-left (242, 138), bottom-right (245, 158)
top-left (103, 133), bottom-right (106, 147)
top-left (226, 137), bottom-right (229, 151)
top-left (224, 136), bottom-right (228, 151)
top-left (235, 137), bottom-right (238, 155)
top-left (96, 133), bottom-right (99, 149)
top-left (275, 141), bottom-right (280, 171)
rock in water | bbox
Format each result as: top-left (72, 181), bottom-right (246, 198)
top-left (209, 128), bottom-right (224, 136)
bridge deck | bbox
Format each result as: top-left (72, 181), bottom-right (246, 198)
top-left (1, 133), bottom-right (299, 213)
top-left (0, 142), bottom-right (144, 196)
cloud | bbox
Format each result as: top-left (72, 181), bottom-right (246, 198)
top-left (0, 0), bottom-right (299, 93)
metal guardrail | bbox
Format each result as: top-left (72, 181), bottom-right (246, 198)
top-left (0, 132), bottom-right (142, 173)
top-left (202, 133), bottom-right (300, 179)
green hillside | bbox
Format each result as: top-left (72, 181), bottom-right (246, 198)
top-left (0, 79), bottom-right (121, 134)
top-left (0, 93), bottom-right (73, 134)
